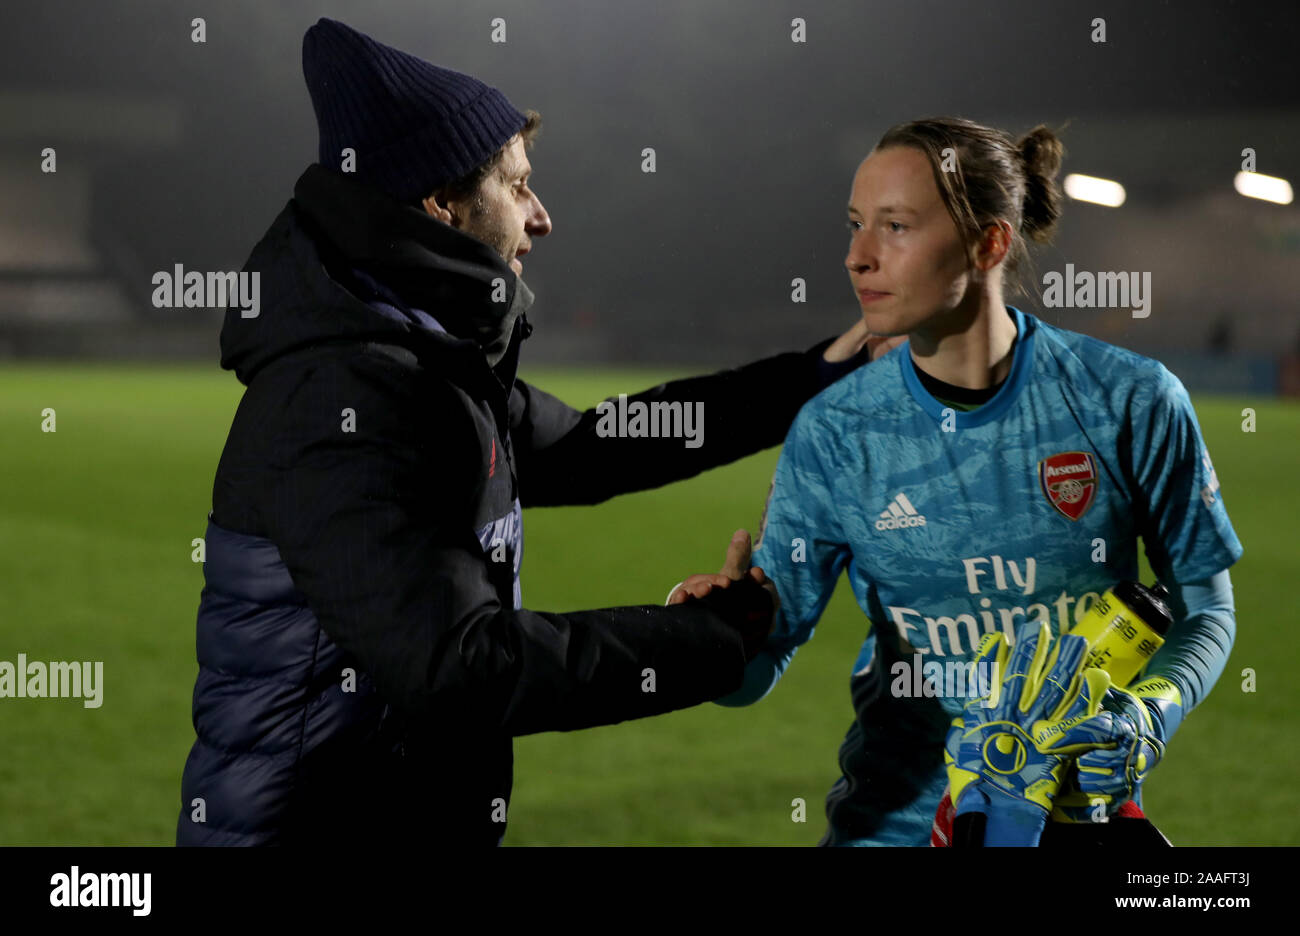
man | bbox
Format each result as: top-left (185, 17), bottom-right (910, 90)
top-left (177, 17), bottom-right (883, 846)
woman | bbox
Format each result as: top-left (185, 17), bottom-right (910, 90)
top-left (670, 117), bottom-right (1243, 846)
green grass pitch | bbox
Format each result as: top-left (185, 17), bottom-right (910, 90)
top-left (0, 362), bottom-right (1295, 845)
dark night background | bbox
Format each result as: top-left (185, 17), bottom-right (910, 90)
top-left (2, 0), bottom-right (1297, 385)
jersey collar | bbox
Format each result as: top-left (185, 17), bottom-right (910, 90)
top-left (900, 305), bottom-right (1035, 428)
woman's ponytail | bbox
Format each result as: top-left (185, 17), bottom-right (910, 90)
top-left (1017, 125), bottom-right (1064, 245)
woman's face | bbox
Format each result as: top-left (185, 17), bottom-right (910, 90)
top-left (844, 145), bottom-right (973, 337)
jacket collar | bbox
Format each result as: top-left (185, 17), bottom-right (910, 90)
top-left (291, 163), bottom-right (534, 369)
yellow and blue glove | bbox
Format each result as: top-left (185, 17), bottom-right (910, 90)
top-left (1054, 675), bottom-right (1183, 821)
top-left (944, 621), bottom-right (1128, 845)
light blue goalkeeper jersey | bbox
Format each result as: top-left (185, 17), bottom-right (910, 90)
top-left (718, 305), bottom-right (1244, 845)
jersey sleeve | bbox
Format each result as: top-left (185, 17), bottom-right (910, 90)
top-left (1142, 569), bottom-right (1237, 732)
top-left (1129, 365), bottom-right (1243, 585)
top-left (714, 404), bottom-right (852, 706)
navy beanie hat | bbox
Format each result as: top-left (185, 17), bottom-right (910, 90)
top-left (302, 17), bottom-right (528, 204)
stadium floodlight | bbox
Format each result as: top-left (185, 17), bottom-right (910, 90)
top-left (1063, 173), bottom-right (1126, 207)
top-left (1233, 171), bottom-right (1294, 205)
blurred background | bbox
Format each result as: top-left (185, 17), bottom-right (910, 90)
top-left (4, 0), bottom-right (1300, 382)
top-left (1, 0), bottom-right (1297, 845)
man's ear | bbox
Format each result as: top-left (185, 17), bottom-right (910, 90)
top-left (421, 191), bottom-right (456, 225)
top-left (973, 219), bottom-right (1014, 272)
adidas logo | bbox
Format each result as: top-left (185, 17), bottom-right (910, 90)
top-left (876, 492), bottom-right (927, 530)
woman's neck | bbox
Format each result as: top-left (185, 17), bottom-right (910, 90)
top-left (907, 291), bottom-right (1018, 390)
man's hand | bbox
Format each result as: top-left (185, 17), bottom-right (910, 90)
top-left (822, 318), bottom-right (908, 364)
top-left (667, 530), bottom-right (779, 609)
top-left (945, 621), bottom-right (1128, 845)
top-left (666, 529), bottom-right (780, 634)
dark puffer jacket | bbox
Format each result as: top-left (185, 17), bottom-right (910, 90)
top-left (176, 163), bottom-right (866, 845)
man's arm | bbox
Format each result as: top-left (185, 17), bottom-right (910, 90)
top-left (259, 347), bottom-right (775, 737)
top-left (511, 335), bottom-right (870, 507)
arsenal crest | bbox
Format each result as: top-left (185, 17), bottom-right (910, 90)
top-left (1038, 451), bottom-right (1097, 521)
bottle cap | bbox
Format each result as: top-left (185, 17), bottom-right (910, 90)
top-left (1113, 580), bottom-right (1173, 636)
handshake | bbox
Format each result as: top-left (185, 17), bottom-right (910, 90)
top-left (665, 529), bottom-right (779, 661)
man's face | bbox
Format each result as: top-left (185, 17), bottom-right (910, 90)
top-left (428, 135), bottom-right (552, 277)
top-left (843, 145), bottom-right (971, 337)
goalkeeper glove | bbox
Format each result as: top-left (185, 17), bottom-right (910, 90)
top-left (945, 621), bottom-right (1126, 845)
top-left (1053, 675), bottom-right (1183, 822)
